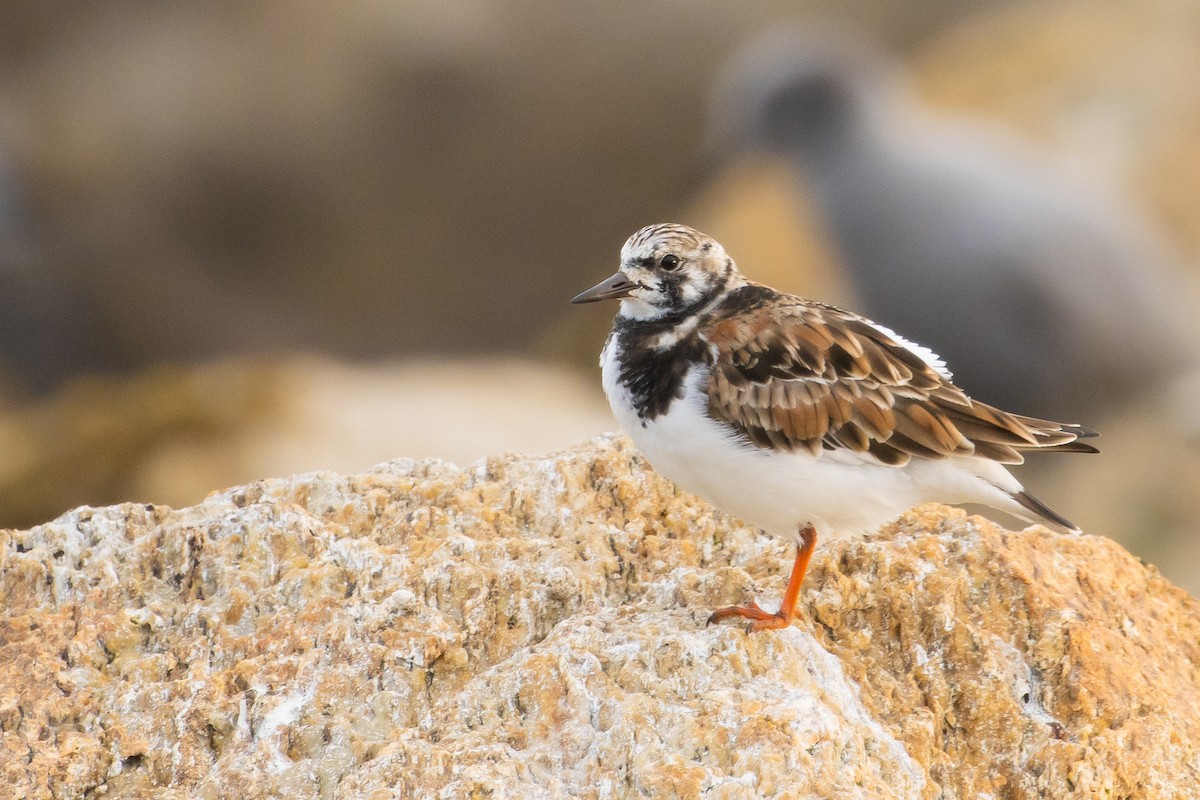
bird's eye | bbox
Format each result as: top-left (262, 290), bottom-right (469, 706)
top-left (660, 254), bottom-right (681, 271)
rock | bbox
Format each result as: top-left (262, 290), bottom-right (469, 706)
top-left (3, 435), bottom-right (1199, 798)
top-left (0, 357), bottom-right (612, 530)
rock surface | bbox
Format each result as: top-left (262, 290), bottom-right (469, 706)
top-left (3, 435), bottom-right (1199, 799)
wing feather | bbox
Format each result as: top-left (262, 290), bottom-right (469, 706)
top-left (703, 295), bottom-right (1097, 467)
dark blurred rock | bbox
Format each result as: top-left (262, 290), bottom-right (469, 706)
top-left (0, 0), bottom-right (1011, 392)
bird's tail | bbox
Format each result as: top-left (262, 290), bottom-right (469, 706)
top-left (1009, 489), bottom-right (1081, 535)
top-left (1007, 413), bottom-right (1100, 453)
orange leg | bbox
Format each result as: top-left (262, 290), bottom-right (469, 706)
top-left (708, 524), bottom-right (817, 632)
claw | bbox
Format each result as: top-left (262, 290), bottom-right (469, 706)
top-left (707, 602), bottom-right (791, 631)
top-left (705, 525), bottom-right (817, 634)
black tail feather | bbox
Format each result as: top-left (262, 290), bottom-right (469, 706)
top-left (1012, 490), bottom-right (1080, 533)
top-left (1067, 424), bottom-right (1100, 439)
top-left (1048, 441), bottom-right (1100, 454)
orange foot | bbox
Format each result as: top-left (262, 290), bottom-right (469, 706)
top-left (706, 524), bottom-right (817, 634)
top-left (706, 601), bottom-right (793, 631)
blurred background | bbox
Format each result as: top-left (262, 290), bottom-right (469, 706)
top-left (2, 0), bottom-right (1199, 592)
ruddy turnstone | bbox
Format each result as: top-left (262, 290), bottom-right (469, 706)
top-left (572, 223), bottom-right (1098, 632)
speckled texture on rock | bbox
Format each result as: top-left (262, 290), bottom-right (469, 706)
top-left (2, 434), bottom-right (1198, 799)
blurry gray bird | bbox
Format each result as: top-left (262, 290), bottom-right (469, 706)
top-left (705, 25), bottom-right (1200, 422)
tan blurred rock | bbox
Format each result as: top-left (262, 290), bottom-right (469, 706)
top-left (686, 157), bottom-right (856, 308)
top-left (3, 435), bottom-right (1198, 798)
top-left (914, 0), bottom-right (1200, 261)
top-left (0, 357), bottom-right (612, 530)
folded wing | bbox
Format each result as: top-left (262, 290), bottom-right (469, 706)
top-left (703, 297), bottom-right (1098, 467)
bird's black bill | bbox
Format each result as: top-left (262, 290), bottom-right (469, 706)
top-left (570, 272), bottom-right (636, 304)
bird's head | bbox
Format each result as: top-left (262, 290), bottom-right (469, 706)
top-left (571, 223), bottom-right (741, 322)
top-left (704, 25), bottom-right (892, 163)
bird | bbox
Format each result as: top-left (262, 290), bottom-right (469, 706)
top-left (703, 25), bottom-right (1199, 421)
top-left (571, 223), bottom-right (1098, 632)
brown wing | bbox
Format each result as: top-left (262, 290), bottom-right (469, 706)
top-left (703, 300), bottom-right (1097, 467)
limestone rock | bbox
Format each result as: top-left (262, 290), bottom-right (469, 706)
top-left (3, 435), bottom-right (1199, 798)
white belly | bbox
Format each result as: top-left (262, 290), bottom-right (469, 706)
top-left (602, 348), bottom-right (1012, 541)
